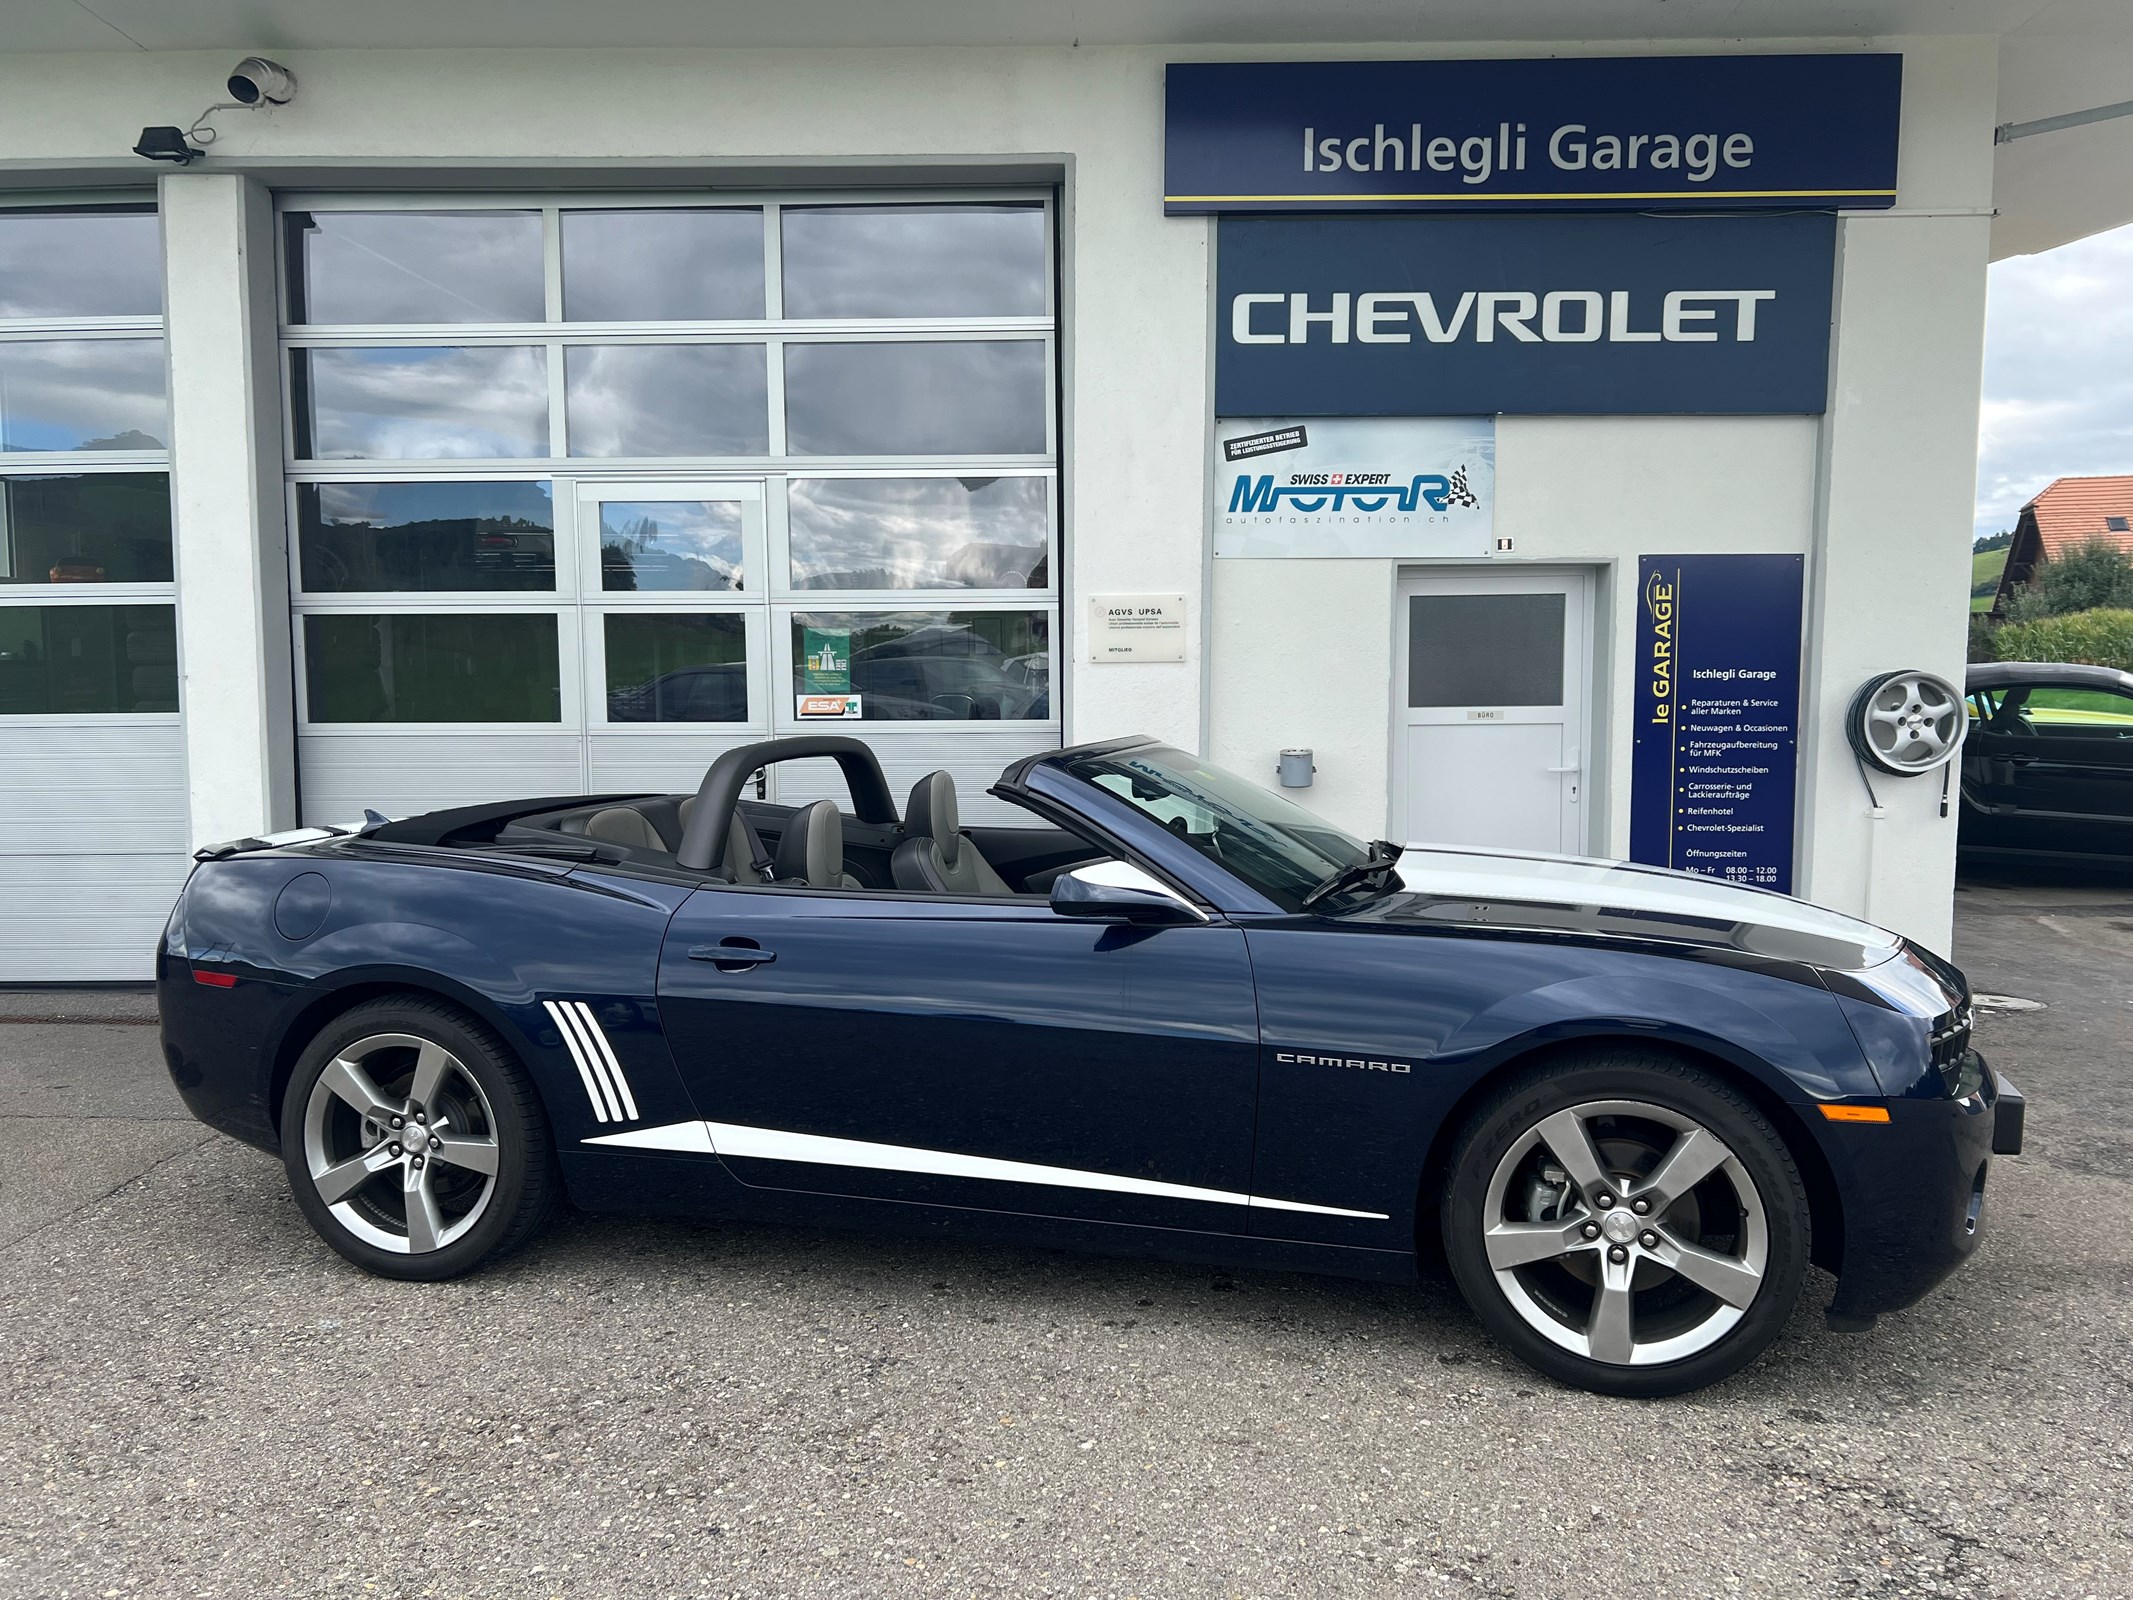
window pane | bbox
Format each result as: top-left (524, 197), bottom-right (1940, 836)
top-left (604, 613), bottom-right (748, 723)
top-left (0, 339), bottom-right (167, 453)
top-left (788, 477), bottom-right (1048, 590)
top-left (296, 481), bottom-right (554, 593)
top-left (0, 603), bottom-right (176, 714)
top-left (788, 610), bottom-right (1049, 721)
top-left (2018, 685), bottom-right (2133, 729)
top-left (0, 211), bottom-right (162, 319)
top-left (561, 209), bottom-right (765, 322)
top-left (0, 473), bottom-right (170, 586)
top-left (784, 342), bottom-right (1046, 456)
top-left (1407, 593), bottom-right (1565, 708)
top-left (286, 210), bottom-right (544, 324)
top-left (564, 345), bottom-right (768, 457)
top-left (293, 347), bottom-right (549, 460)
top-left (600, 499), bottom-right (744, 592)
top-left (782, 204), bottom-right (1046, 318)
top-left (303, 613), bottom-right (559, 723)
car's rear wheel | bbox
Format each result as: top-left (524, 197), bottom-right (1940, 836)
top-left (1442, 1052), bottom-right (1809, 1397)
top-left (280, 997), bottom-right (559, 1280)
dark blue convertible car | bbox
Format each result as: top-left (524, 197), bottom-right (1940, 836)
top-left (158, 735), bottom-right (2022, 1396)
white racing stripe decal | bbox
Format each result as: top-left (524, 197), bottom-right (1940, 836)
top-left (543, 1001), bottom-right (609, 1122)
top-left (573, 1003), bottom-right (640, 1121)
top-left (543, 1000), bottom-right (638, 1124)
top-left (583, 1119), bottom-right (1388, 1220)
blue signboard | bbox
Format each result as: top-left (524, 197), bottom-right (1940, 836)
top-left (1165, 55), bottom-right (1901, 214)
top-left (1216, 212), bottom-right (1835, 417)
top-left (1630, 555), bottom-right (1804, 893)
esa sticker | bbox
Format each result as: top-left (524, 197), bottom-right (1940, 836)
top-left (796, 693), bottom-right (863, 719)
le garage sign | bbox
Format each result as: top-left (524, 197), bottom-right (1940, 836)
top-left (1215, 211), bottom-right (1837, 416)
top-left (1629, 554), bottom-right (1805, 893)
top-left (1164, 55), bottom-right (1901, 214)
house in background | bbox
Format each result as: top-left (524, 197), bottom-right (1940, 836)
top-left (1993, 474), bottom-right (2133, 613)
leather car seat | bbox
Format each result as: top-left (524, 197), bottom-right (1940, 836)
top-left (773, 799), bottom-right (861, 889)
top-left (583, 806), bottom-right (665, 851)
top-left (890, 771), bottom-right (1011, 895)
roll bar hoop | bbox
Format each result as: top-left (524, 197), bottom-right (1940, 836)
top-left (674, 736), bottom-right (899, 871)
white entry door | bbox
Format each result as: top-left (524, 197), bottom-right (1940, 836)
top-left (1395, 569), bottom-right (1592, 854)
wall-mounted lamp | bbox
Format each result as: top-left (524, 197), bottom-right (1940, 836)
top-left (134, 57), bottom-right (297, 166)
top-left (132, 126), bottom-right (205, 165)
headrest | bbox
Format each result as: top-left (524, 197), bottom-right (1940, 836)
top-left (905, 770), bottom-right (960, 868)
top-left (773, 799), bottom-right (843, 887)
top-left (583, 806), bottom-right (663, 851)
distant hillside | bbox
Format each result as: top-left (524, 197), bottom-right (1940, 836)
top-left (1972, 544), bottom-right (2009, 613)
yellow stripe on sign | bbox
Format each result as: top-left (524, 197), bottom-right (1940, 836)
top-left (1163, 189), bottom-right (1899, 203)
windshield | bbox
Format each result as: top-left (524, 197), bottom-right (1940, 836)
top-left (1058, 744), bottom-right (1379, 912)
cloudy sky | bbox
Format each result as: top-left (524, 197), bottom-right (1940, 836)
top-left (1975, 220), bottom-right (2133, 542)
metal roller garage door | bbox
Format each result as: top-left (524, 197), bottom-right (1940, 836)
top-left (285, 193), bottom-right (1061, 826)
top-left (0, 206), bottom-right (186, 983)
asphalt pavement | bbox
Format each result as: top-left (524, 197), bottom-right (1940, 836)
top-left (1, 883), bottom-right (2128, 1600)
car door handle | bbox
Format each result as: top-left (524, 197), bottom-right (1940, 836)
top-left (688, 941), bottom-right (777, 969)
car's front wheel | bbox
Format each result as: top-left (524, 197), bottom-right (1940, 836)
top-left (280, 996), bottom-right (559, 1280)
top-left (1443, 1052), bottom-right (1810, 1397)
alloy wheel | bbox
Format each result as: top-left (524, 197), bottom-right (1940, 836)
top-left (1479, 1098), bottom-right (1768, 1367)
top-left (300, 1031), bottom-right (502, 1254)
top-left (1855, 670), bottom-right (1964, 774)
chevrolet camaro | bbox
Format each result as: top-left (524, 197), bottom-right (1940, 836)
top-left (157, 735), bottom-right (2023, 1396)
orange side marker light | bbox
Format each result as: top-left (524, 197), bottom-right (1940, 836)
top-left (1818, 1103), bottom-right (1891, 1124)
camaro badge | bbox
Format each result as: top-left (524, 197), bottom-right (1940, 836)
top-left (1277, 1051), bottom-right (1414, 1074)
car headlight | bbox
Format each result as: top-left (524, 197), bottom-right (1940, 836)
top-left (1848, 944), bottom-right (1980, 1099)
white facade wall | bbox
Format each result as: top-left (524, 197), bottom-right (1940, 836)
top-left (0, 34), bottom-right (2001, 964)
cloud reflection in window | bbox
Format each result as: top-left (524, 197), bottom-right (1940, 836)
top-left (0, 212), bottom-right (161, 319)
top-left (295, 346), bottom-right (549, 460)
top-left (785, 341), bottom-right (1047, 456)
top-left (0, 339), bottom-right (167, 453)
top-left (565, 345), bottom-right (768, 457)
top-left (788, 476), bottom-right (1048, 590)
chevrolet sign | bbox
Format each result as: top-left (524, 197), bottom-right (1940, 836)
top-left (1215, 213), bottom-right (1837, 417)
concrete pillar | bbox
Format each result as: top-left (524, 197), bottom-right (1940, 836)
top-left (160, 171), bottom-right (295, 846)
top-left (1793, 37), bottom-right (1998, 957)
top-left (1797, 213), bottom-right (1993, 955)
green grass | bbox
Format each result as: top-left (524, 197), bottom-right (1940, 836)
top-left (1971, 545), bottom-right (2008, 613)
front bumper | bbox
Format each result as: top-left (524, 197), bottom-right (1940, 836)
top-left (1823, 1057), bottom-right (2020, 1322)
top-left (1991, 1071), bottom-right (2026, 1156)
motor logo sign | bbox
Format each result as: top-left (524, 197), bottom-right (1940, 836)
top-left (1215, 416), bottom-right (1493, 560)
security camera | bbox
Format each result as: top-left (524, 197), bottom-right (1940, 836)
top-left (130, 56), bottom-right (296, 165)
top-left (225, 57), bottom-right (297, 106)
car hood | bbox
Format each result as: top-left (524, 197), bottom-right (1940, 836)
top-left (1378, 844), bottom-right (1904, 973)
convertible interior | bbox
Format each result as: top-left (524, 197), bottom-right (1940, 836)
top-left (370, 735), bottom-right (1108, 898)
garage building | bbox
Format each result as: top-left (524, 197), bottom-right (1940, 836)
top-left (2, 4), bottom-right (2132, 980)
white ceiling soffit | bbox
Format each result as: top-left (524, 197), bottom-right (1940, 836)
top-left (1994, 29), bottom-right (2133, 258)
top-left (8, 0), bottom-right (2133, 253)
top-left (0, 0), bottom-right (2097, 53)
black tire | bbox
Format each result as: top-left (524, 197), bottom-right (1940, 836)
top-left (1441, 1051), bottom-right (1810, 1398)
top-left (280, 995), bottom-right (559, 1281)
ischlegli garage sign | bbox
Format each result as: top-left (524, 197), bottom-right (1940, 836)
top-left (1164, 54), bottom-right (1901, 213)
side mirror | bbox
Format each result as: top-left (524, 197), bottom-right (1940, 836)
top-left (1050, 861), bottom-right (1207, 925)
